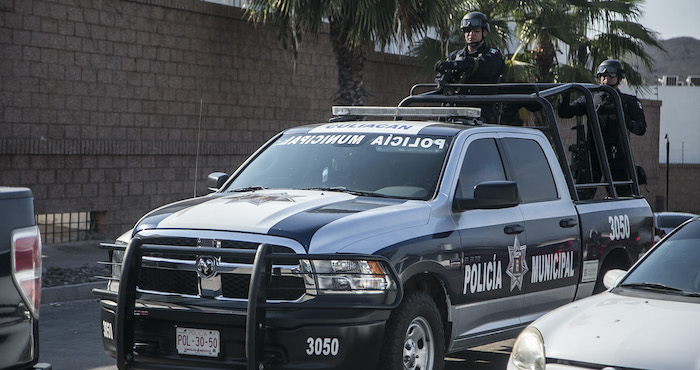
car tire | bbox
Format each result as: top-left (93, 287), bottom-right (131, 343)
top-left (378, 290), bottom-right (445, 370)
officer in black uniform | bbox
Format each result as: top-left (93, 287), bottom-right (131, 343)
top-left (434, 11), bottom-right (505, 86)
top-left (558, 59), bottom-right (647, 197)
top-left (433, 12), bottom-right (505, 122)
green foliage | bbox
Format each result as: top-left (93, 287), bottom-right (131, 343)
top-left (246, 0), bottom-right (663, 104)
top-left (411, 0), bottom-right (663, 87)
top-left (246, 0), bottom-right (458, 105)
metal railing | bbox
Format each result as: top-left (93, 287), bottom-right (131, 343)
top-left (36, 212), bottom-right (94, 244)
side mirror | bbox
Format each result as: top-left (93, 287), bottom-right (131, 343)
top-left (207, 172), bottom-right (229, 192)
top-left (453, 181), bottom-right (520, 211)
top-left (603, 269), bottom-right (626, 290)
top-left (636, 165), bottom-right (647, 185)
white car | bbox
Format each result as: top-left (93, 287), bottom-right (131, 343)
top-left (508, 215), bottom-right (700, 370)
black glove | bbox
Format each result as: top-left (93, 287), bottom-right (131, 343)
top-left (602, 113), bottom-right (634, 131)
top-left (434, 59), bottom-right (473, 73)
top-left (435, 71), bottom-right (456, 84)
top-left (434, 60), bottom-right (451, 73)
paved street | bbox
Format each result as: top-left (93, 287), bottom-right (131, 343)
top-left (39, 299), bottom-right (512, 369)
top-left (39, 299), bottom-right (116, 370)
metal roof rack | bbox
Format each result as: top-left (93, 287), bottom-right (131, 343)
top-left (326, 82), bottom-right (642, 200)
top-left (400, 82), bottom-right (641, 200)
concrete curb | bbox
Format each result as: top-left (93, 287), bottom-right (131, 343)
top-left (42, 282), bottom-right (106, 303)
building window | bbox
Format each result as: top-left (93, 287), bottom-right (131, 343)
top-left (36, 212), bottom-right (95, 244)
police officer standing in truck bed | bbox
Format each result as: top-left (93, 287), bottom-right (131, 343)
top-left (433, 11), bottom-right (505, 123)
top-left (434, 11), bottom-right (505, 86)
top-left (559, 59), bottom-right (647, 197)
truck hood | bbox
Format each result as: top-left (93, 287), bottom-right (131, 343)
top-left (134, 189), bottom-right (431, 252)
top-left (534, 291), bottom-right (700, 370)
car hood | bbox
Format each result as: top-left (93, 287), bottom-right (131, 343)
top-left (133, 189), bottom-right (430, 252)
top-left (534, 291), bottom-right (700, 370)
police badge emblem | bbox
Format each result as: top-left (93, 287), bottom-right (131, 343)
top-left (506, 236), bottom-right (529, 291)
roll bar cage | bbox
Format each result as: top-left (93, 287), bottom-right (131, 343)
top-left (333, 82), bottom-right (642, 201)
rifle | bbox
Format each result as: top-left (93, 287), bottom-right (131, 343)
top-left (569, 116), bottom-right (594, 199)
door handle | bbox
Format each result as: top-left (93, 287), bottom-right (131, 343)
top-left (504, 224), bottom-right (524, 235)
top-left (559, 218), bottom-right (578, 228)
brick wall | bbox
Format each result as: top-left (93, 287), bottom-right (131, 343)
top-left (2, 0), bottom-right (697, 240)
top-left (0, 0), bottom-right (420, 238)
top-left (646, 164), bottom-right (700, 214)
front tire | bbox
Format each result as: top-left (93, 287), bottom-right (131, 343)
top-left (378, 291), bottom-right (445, 370)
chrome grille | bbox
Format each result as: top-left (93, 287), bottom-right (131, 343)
top-left (135, 237), bottom-right (305, 301)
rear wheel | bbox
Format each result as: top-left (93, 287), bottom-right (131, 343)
top-left (379, 291), bottom-right (445, 370)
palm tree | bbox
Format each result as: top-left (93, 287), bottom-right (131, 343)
top-left (408, 1), bottom-right (514, 81)
top-left (246, 0), bottom-right (458, 106)
top-left (563, 0), bottom-right (663, 86)
top-left (411, 0), bottom-right (662, 86)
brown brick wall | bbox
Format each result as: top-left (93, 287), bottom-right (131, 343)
top-left (2, 0), bottom-right (697, 239)
top-left (645, 164), bottom-right (700, 214)
top-left (1, 0), bottom-right (420, 237)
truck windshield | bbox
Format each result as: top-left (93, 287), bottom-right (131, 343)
top-left (225, 132), bottom-right (453, 200)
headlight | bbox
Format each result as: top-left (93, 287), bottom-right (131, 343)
top-left (508, 326), bottom-right (546, 370)
top-left (111, 249), bottom-right (125, 279)
top-left (300, 259), bottom-right (395, 294)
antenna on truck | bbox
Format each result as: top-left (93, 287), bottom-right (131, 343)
top-left (193, 99), bottom-right (203, 198)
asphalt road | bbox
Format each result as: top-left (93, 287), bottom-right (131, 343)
top-left (39, 299), bottom-right (116, 370)
top-left (38, 299), bottom-right (513, 369)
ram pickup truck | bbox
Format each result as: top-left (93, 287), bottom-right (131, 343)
top-left (95, 83), bottom-right (653, 370)
top-left (0, 187), bottom-right (49, 370)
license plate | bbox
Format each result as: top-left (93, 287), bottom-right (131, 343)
top-left (176, 327), bottom-right (220, 357)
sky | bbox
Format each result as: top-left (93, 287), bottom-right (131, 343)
top-left (639, 0), bottom-right (700, 40)
top-left (623, 1), bottom-right (700, 163)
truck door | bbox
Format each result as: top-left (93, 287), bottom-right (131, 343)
top-left (451, 136), bottom-right (526, 343)
top-left (500, 135), bottom-right (581, 324)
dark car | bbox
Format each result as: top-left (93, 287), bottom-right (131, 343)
top-left (0, 187), bottom-right (50, 370)
top-left (654, 211), bottom-right (697, 242)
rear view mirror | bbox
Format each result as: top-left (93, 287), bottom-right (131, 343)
top-left (453, 181), bottom-right (520, 211)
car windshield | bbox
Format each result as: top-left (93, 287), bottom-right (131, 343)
top-left (621, 219), bottom-right (700, 295)
top-left (224, 132), bottom-right (453, 200)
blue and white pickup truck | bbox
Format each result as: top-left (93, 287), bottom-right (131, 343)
top-left (95, 83), bottom-right (654, 370)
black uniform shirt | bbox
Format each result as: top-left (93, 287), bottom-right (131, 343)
top-left (447, 43), bottom-right (505, 84)
top-left (559, 90), bottom-right (647, 146)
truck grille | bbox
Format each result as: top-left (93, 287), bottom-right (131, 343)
top-left (135, 237), bottom-right (306, 301)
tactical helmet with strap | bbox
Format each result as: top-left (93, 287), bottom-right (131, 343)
top-left (461, 12), bottom-right (490, 33)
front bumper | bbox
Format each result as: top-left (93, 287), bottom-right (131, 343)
top-left (99, 299), bottom-right (389, 369)
top-left (95, 237), bottom-right (402, 369)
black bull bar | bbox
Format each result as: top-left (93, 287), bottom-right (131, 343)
top-left (94, 238), bottom-right (403, 370)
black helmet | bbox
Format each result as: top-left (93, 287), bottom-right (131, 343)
top-left (597, 59), bottom-right (625, 79)
top-left (461, 11), bottom-right (490, 32)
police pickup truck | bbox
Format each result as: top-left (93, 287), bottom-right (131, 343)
top-left (95, 83), bottom-right (653, 370)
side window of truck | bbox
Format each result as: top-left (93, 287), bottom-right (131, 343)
top-left (502, 138), bottom-right (558, 203)
top-left (456, 138), bottom-right (507, 198)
